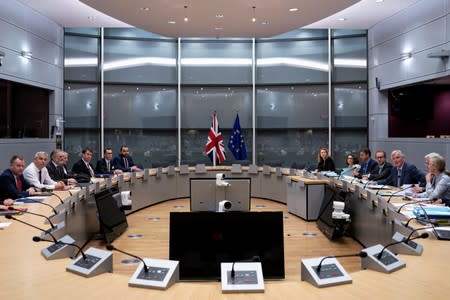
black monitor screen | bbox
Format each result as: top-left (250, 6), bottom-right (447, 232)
top-left (169, 211), bottom-right (285, 281)
top-left (94, 187), bottom-right (128, 244)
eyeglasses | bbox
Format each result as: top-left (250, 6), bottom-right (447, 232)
top-left (376, 156), bottom-right (384, 159)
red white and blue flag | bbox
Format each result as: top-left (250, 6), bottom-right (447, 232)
top-left (204, 111), bottom-right (226, 165)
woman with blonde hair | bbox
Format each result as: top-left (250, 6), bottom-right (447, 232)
top-left (315, 147), bottom-right (336, 172)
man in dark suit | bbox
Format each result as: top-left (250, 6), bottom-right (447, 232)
top-left (112, 145), bottom-right (142, 172)
top-left (365, 150), bottom-right (392, 181)
top-left (0, 155), bottom-right (38, 203)
top-left (353, 148), bottom-right (377, 178)
top-left (96, 147), bottom-right (122, 175)
top-left (47, 149), bottom-right (77, 184)
top-left (72, 147), bottom-right (95, 181)
top-left (377, 150), bottom-right (425, 187)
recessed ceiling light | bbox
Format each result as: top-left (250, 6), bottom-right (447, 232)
top-left (338, 17), bottom-right (347, 21)
top-left (289, 8), bottom-right (299, 12)
top-left (168, 20), bottom-right (176, 24)
top-left (140, 7), bottom-right (150, 11)
top-left (261, 20), bottom-right (270, 25)
top-left (215, 27), bottom-right (223, 30)
top-left (216, 14), bottom-right (224, 18)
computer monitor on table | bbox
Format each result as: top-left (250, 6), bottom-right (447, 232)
top-left (169, 211), bottom-right (285, 281)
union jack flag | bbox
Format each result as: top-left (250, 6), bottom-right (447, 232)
top-left (204, 111), bottom-right (226, 165)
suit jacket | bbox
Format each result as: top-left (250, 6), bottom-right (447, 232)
top-left (47, 161), bottom-right (74, 184)
top-left (378, 162), bottom-right (425, 187)
top-left (112, 155), bottom-right (136, 172)
top-left (0, 169), bottom-right (33, 199)
top-left (95, 158), bottom-right (115, 174)
top-left (368, 162), bottom-right (393, 181)
top-left (72, 159), bottom-right (95, 179)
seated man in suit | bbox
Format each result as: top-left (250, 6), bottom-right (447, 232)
top-left (0, 155), bottom-right (38, 202)
top-left (24, 151), bottom-right (65, 191)
top-left (112, 145), bottom-right (142, 172)
top-left (364, 150), bottom-right (392, 181)
top-left (47, 149), bottom-right (77, 184)
top-left (353, 148), bottom-right (377, 178)
top-left (377, 150), bottom-right (426, 187)
top-left (72, 147), bottom-right (96, 181)
top-left (96, 147), bottom-right (122, 175)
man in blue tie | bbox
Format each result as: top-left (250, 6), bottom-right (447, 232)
top-left (353, 148), bottom-right (377, 178)
top-left (377, 150), bottom-right (425, 187)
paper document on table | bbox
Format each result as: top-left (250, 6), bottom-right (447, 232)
top-left (365, 185), bottom-right (391, 190)
top-left (0, 222), bottom-right (12, 229)
top-left (15, 196), bottom-right (49, 203)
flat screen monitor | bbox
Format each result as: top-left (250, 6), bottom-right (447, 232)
top-left (189, 178), bottom-right (251, 212)
top-left (94, 186), bottom-right (128, 244)
top-left (169, 211), bottom-right (285, 281)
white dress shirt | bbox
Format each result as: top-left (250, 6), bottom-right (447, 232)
top-left (23, 162), bottom-right (57, 190)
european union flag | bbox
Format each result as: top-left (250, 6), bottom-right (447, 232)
top-left (228, 114), bottom-right (247, 160)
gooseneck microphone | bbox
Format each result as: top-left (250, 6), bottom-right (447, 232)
top-left (49, 192), bottom-right (65, 204)
top-left (16, 194), bottom-right (58, 214)
top-left (32, 236), bottom-right (86, 259)
top-left (396, 199), bottom-right (432, 213)
top-left (316, 251), bottom-right (367, 273)
top-left (4, 214), bottom-right (57, 242)
top-left (106, 244), bottom-right (149, 272)
top-left (387, 185), bottom-right (411, 203)
top-left (8, 207), bottom-right (55, 229)
top-left (376, 232), bottom-right (429, 259)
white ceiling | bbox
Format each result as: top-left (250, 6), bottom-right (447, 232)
top-left (18, 0), bottom-right (421, 37)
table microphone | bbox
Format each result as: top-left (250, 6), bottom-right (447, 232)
top-left (106, 244), bottom-right (149, 272)
top-left (8, 207), bottom-right (56, 229)
top-left (375, 184), bottom-right (389, 196)
top-left (316, 251), bottom-right (367, 273)
top-left (4, 214), bottom-right (58, 243)
top-left (376, 232), bottom-right (428, 260)
top-left (32, 236), bottom-right (86, 259)
top-left (49, 192), bottom-right (65, 204)
top-left (387, 185), bottom-right (411, 203)
top-left (396, 199), bottom-right (432, 213)
top-left (16, 194), bottom-right (57, 214)
top-left (230, 255), bottom-right (260, 282)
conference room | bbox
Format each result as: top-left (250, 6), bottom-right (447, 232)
top-left (1, 0), bottom-right (449, 298)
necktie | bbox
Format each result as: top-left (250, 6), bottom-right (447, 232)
top-left (397, 169), bottom-right (402, 187)
top-left (124, 157), bottom-right (128, 169)
top-left (106, 160), bottom-right (110, 172)
top-left (57, 166), bottom-right (64, 178)
top-left (378, 165), bottom-right (382, 175)
top-left (38, 170), bottom-right (42, 184)
top-left (87, 164), bottom-right (94, 177)
top-left (16, 176), bottom-right (22, 192)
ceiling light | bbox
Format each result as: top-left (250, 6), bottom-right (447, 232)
top-left (168, 20), bottom-right (176, 24)
top-left (140, 7), bottom-right (150, 11)
top-left (261, 20), bottom-right (270, 25)
top-left (400, 52), bottom-right (412, 59)
top-left (252, 6), bottom-right (256, 23)
top-left (20, 51), bottom-right (32, 59)
top-left (289, 8), bottom-right (299, 12)
top-left (184, 6), bottom-right (189, 22)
